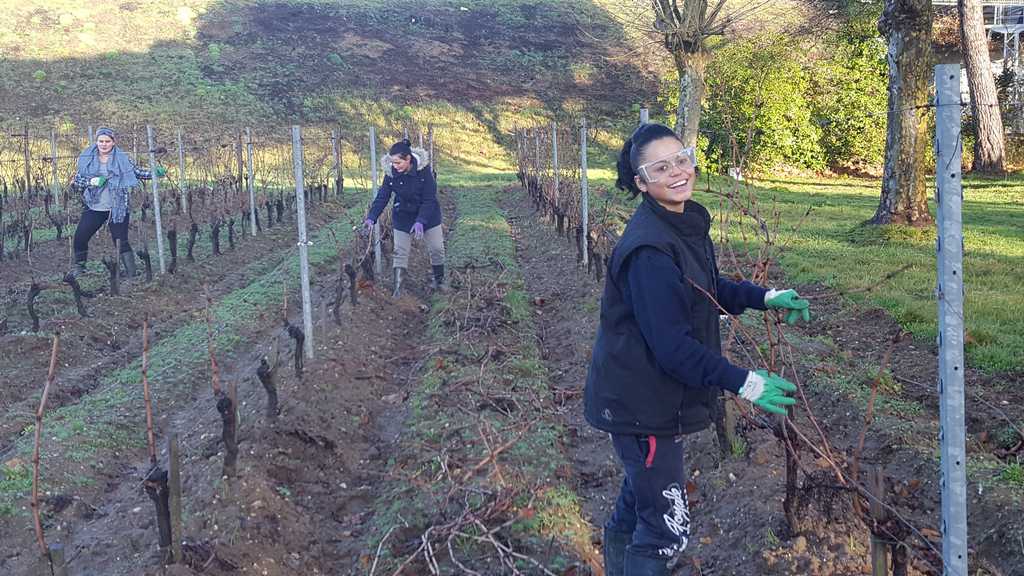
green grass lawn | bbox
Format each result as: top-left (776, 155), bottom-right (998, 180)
top-left (749, 175), bottom-right (1022, 373)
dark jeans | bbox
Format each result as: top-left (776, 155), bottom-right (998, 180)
top-left (73, 209), bottom-right (132, 263)
top-left (607, 433), bottom-right (691, 562)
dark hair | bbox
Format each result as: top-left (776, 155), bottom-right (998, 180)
top-left (615, 123), bottom-right (679, 198)
top-left (389, 138), bottom-right (412, 158)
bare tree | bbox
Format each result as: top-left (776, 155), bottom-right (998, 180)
top-left (959, 0), bottom-right (1006, 173)
top-left (872, 0), bottom-right (933, 226)
top-left (585, 1), bottom-right (811, 146)
top-left (649, 1), bottom-right (786, 146)
top-left (654, 1), bottom-right (720, 146)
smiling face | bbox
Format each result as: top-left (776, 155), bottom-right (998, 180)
top-left (391, 153), bottom-right (413, 174)
top-left (633, 136), bottom-right (694, 213)
top-left (96, 135), bottom-right (115, 156)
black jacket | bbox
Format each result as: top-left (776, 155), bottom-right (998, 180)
top-left (367, 147), bottom-right (441, 233)
top-left (584, 195), bottom-right (767, 436)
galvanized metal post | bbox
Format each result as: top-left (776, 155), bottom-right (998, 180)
top-left (176, 128), bottom-right (187, 216)
top-left (935, 63), bottom-right (968, 576)
top-left (580, 118), bottom-right (589, 269)
top-left (146, 126), bottom-right (167, 274)
top-left (551, 121), bottom-right (559, 211)
top-left (370, 126), bottom-right (383, 277)
top-left (640, 107), bottom-right (650, 125)
top-left (87, 125), bottom-right (94, 144)
top-left (246, 128), bottom-right (256, 237)
top-left (291, 126), bottom-right (315, 359)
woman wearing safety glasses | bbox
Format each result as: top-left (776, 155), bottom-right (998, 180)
top-left (584, 123), bottom-right (811, 576)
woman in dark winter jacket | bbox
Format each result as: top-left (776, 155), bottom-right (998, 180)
top-left (585, 123), bottom-right (811, 576)
top-left (364, 138), bottom-right (445, 297)
top-left (69, 127), bottom-right (165, 278)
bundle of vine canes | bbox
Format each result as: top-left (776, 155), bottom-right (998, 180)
top-left (329, 213), bottom-right (392, 315)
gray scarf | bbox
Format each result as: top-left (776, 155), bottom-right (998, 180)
top-left (76, 145), bottom-right (140, 189)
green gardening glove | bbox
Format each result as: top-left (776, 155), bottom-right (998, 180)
top-left (154, 166), bottom-right (168, 178)
top-left (765, 289), bottom-right (811, 325)
top-left (738, 370), bottom-right (798, 415)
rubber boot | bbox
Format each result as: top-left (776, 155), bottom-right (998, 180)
top-left (430, 264), bottom-right (448, 292)
top-left (624, 549), bottom-right (671, 576)
top-left (391, 267), bottom-right (404, 299)
top-left (68, 252), bottom-right (88, 279)
top-left (68, 261), bottom-right (87, 279)
top-left (603, 528), bottom-right (631, 576)
top-left (120, 251), bottom-right (139, 280)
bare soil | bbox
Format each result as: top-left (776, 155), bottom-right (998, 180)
top-left (2, 183), bottom-right (1022, 576)
top-left (502, 189), bottom-right (1024, 576)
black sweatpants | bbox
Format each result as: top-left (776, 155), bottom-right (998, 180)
top-left (606, 433), bottom-right (691, 562)
top-left (73, 209), bottom-right (132, 263)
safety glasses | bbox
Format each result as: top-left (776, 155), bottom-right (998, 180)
top-left (637, 147), bottom-right (696, 183)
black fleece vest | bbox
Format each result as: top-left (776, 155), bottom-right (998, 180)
top-left (584, 196), bottom-right (723, 436)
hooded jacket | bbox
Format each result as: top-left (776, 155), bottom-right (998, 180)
top-left (367, 147), bottom-right (441, 233)
top-left (584, 195), bottom-right (768, 436)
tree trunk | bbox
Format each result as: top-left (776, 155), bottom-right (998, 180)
top-left (960, 0), bottom-right (1006, 173)
top-left (673, 49), bottom-right (708, 148)
top-left (873, 0), bottom-right (934, 226)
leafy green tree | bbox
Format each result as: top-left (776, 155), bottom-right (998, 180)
top-left (809, 21), bottom-right (888, 170)
top-left (703, 34), bottom-right (824, 172)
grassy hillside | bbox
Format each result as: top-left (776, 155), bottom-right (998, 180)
top-left (1, 0), bottom-right (662, 127)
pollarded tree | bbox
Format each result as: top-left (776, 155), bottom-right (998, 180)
top-left (960, 0), bottom-right (1006, 173)
top-left (872, 0), bottom-right (933, 226)
top-left (601, 1), bottom-right (816, 148)
top-left (652, 0), bottom-right (728, 147)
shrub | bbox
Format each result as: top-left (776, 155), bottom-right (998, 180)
top-left (702, 33), bottom-right (825, 172)
top-left (808, 22), bottom-right (888, 171)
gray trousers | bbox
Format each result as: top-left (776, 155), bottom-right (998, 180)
top-left (393, 224), bottom-right (445, 269)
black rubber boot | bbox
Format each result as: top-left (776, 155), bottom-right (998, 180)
top-left (68, 251), bottom-right (89, 279)
top-left (68, 261), bottom-right (87, 279)
top-left (391, 267), bottom-right (404, 299)
top-left (120, 251), bottom-right (139, 280)
top-left (603, 528), bottom-right (631, 576)
top-left (430, 264), bottom-right (447, 292)
top-left (624, 549), bottom-right (671, 576)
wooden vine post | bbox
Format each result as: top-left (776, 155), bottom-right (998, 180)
top-left (551, 121), bottom-right (560, 232)
top-left (206, 286), bottom-right (238, 477)
top-left (282, 279), bottom-right (305, 377)
top-left (580, 118), bottom-right (589, 269)
top-left (246, 128), bottom-right (257, 237)
top-left (867, 466), bottom-right (889, 576)
top-left (140, 320), bottom-right (173, 563)
top-left (31, 334), bottom-right (60, 555)
top-left (168, 433), bottom-right (183, 564)
top-left (331, 128), bottom-right (343, 199)
top-left (257, 356), bottom-right (279, 419)
top-left (142, 321), bottom-right (157, 464)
